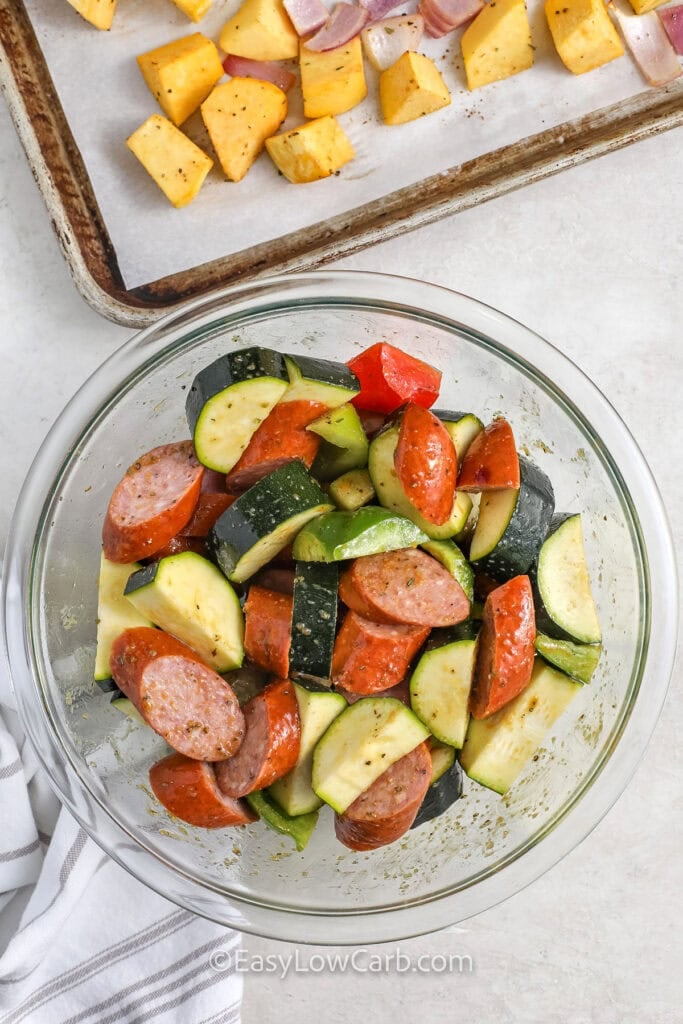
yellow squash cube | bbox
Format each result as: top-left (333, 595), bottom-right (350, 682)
top-left (379, 51), bottom-right (450, 126)
top-left (65, 0), bottom-right (116, 30)
top-left (126, 114), bottom-right (213, 207)
top-left (219, 0), bottom-right (299, 61)
top-left (265, 116), bottom-right (355, 183)
top-left (300, 39), bottom-right (367, 119)
top-left (545, 0), bottom-right (624, 73)
top-left (627, 0), bottom-right (665, 13)
top-left (137, 34), bottom-right (224, 126)
top-left (201, 79), bottom-right (287, 182)
top-left (461, 0), bottom-right (534, 89)
top-left (169, 0), bottom-right (213, 21)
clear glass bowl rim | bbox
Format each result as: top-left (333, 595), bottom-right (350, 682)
top-left (2, 270), bottom-right (678, 944)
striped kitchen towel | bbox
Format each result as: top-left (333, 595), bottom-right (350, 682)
top-left (0, 658), bottom-right (243, 1024)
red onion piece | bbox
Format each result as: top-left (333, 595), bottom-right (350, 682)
top-left (658, 4), bottom-right (683, 54)
top-left (223, 54), bottom-right (296, 92)
top-left (359, 0), bottom-right (405, 23)
top-left (306, 3), bottom-right (369, 51)
top-left (361, 14), bottom-right (425, 70)
top-left (609, 3), bottom-right (682, 85)
top-left (419, 0), bottom-right (484, 35)
top-left (283, 0), bottom-right (329, 36)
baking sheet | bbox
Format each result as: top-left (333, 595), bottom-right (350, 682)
top-left (24, 0), bottom-right (671, 291)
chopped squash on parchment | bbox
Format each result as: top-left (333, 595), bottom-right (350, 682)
top-left (265, 116), bottom-right (355, 183)
top-left (220, 0), bottom-right (299, 61)
top-left (461, 0), bottom-right (534, 89)
top-left (170, 0), bottom-right (214, 21)
top-left (65, 0), bottom-right (116, 30)
top-left (379, 51), bottom-right (450, 126)
top-left (201, 79), bottom-right (287, 182)
top-left (545, 0), bottom-right (624, 73)
top-left (126, 114), bottom-right (213, 207)
top-left (137, 34), bottom-right (224, 126)
top-left (300, 38), bottom-right (367, 118)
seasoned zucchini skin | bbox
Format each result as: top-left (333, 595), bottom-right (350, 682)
top-left (290, 562), bottom-right (340, 682)
top-left (471, 455), bottom-right (555, 580)
top-left (185, 346), bottom-right (288, 433)
top-left (411, 760), bottom-right (464, 829)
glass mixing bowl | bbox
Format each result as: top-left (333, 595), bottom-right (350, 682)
top-left (3, 272), bottom-right (677, 944)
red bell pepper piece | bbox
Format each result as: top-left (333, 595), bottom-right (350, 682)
top-left (347, 343), bottom-right (441, 414)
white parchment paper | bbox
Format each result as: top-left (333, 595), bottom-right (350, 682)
top-left (25, 0), bottom-right (652, 289)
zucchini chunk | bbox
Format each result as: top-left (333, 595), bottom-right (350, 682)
top-left (411, 756), bottom-right (463, 829)
top-left (308, 403), bottom-right (369, 480)
top-left (409, 622), bottom-right (479, 748)
top-left (124, 551), bottom-right (244, 672)
top-left (290, 562), bottom-right (339, 682)
top-left (433, 410), bottom-right (484, 463)
top-left (245, 790), bottom-right (319, 852)
top-left (421, 539), bottom-right (474, 603)
top-left (283, 353), bottom-right (360, 407)
top-left (535, 633), bottom-right (601, 684)
top-left (185, 347), bottom-right (289, 472)
top-left (312, 697), bottom-right (430, 813)
top-left (429, 741), bottom-right (456, 784)
top-left (110, 696), bottom-right (147, 726)
top-left (292, 506), bottom-right (429, 562)
top-left (531, 513), bottom-right (601, 643)
top-left (329, 468), bottom-right (376, 511)
top-left (469, 455), bottom-right (555, 580)
top-left (368, 424), bottom-right (472, 540)
top-left (94, 553), bottom-right (153, 681)
top-left (460, 659), bottom-right (582, 794)
top-left (209, 461), bottom-right (333, 583)
top-left (269, 684), bottom-right (347, 816)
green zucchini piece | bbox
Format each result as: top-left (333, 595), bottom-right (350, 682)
top-left (329, 468), bottom-right (375, 511)
top-left (535, 634), bottom-right (601, 684)
top-left (292, 506), bottom-right (429, 562)
top-left (308, 404), bottom-right (369, 481)
top-left (94, 553), bottom-right (153, 681)
top-left (110, 696), bottom-right (147, 726)
top-left (421, 539), bottom-right (474, 603)
top-left (429, 741), bottom-right (456, 784)
top-left (433, 410), bottom-right (484, 463)
top-left (245, 790), bottom-right (318, 852)
top-left (312, 697), bottom-right (430, 813)
top-left (409, 623), bottom-right (479, 749)
top-left (411, 758), bottom-right (463, 829)
top-left (269, 684), bottom-right (347, 816)
top-left (208, 461), bottom-right (333, 583)
top-left (460, 659), bottom-right (582, 795)
top-left (283, 354), bottom-right (360, 408)
top-left (185, 347), bottom-right (289, 473)
top-left (290, 562), bottom-right (339, 682)
top-left (531, 513), bottom-right (601, 643)
top-left (368, 424), bottom-right (473, 540)
top-left (468, 456), bottom-right (554, 580)
top-left (124, 552), bottom-right (244, 672)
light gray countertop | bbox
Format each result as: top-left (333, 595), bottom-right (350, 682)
top-left (0, 101), bottom-right (681, 1022)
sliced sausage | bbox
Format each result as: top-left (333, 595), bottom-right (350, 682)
top-left (243, 585), bottom-right (293, 678)
top-left (103, 441), bottom-right (204, 563)
top-left (200, 469), bottom-right (228, 493)
top-left (331, 611), bottom-right (430, 694)
top-left (394, 404), bottom-right (457, 525)
top-left (214, 679), bottom-right (300, 798)
top-left (252, 567), bottom-right (296, 596)
top-left (225, 400), bottom-right (327, 492)
top-left (457, 418), bottom-right (520, 491)
top-left (141, 535), bottom-right (208, 564)
top-left (149, 753), bottom-right (257, 828)
top-left (110, 627), bottom-right (245, 760)
top-left (335, 743), bottom-right (432, 851)
top-left (470, 575), bottom-right (536, 719)
top-left (339, 549), bottom-right (470, 627)
top-left (335, 677), bottom-right (410, 706)
top-left (179, 492), bottom-right (235, 537)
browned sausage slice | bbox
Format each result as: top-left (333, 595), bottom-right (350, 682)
top-left (149, 753), bottom-right (257, 828)
top-left (225, 400), bottom-right (327, 492)
top-left (331, 611), bottom-right (430, 694)
top-left (103, 441), bottom-right (204, 563)
top-left (339, 549), bottom-right (470, 627)
top-left (335, 743), bottom-right (432, 851)
top-left (179, 492), bottom-right (236, 537)
top-left (243, 586), bottom-right (293, 678)
top-left (214, 679), bottom-right (300, 798)
top-left (110, 627), bottom-right (245, 761)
